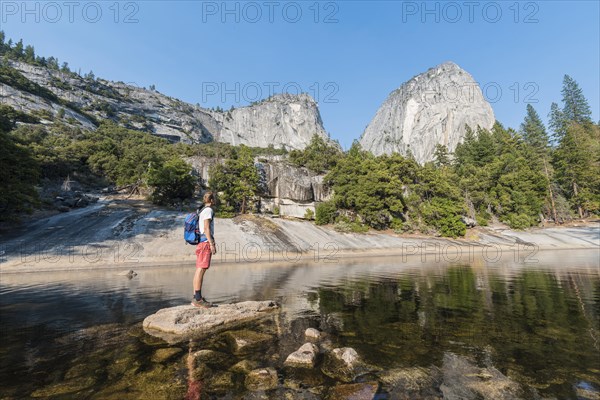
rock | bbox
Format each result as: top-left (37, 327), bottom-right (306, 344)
top-left (321, 347), bottom-right (370, 383)
top-left (6, 60), bottom-right (333, 150)
top-left (117, 269), bottom-right (137, 278)
top-left (142, 300), bottom-right (279, 343)
top-left (189, 349), bottom-right (231, 380)
top-left (206, 371), bottom-right (235, 393)
top-left (284, 343), bottom-right (319, 368)
top-left (230, 359), bottom-right (260, 374)
top-left (326, 381), bottom-right (380, 400)
top-left (151, 347), bottom-right (183, 363)
top-left (461, 216), bottom-right (477, 228)
top-left (359, 62), bottom-right (495, 164)
top-left (245, 367), bottom-right (279, 391)
top-left (305, 328), bottom-right (322, 340)
top-left (224, 329), bottom-right (274, 355)
top-left (440, 352), bottom-right (524, 400)
top-left (377, 366), bottom-right (443, 398)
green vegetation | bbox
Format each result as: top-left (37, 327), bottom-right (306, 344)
top-left (146, 157), bottom-right (195, 205)
top-left (208, 145), bottom-right (260, 215)
top-left (289, 134), bottom-right (342, 173)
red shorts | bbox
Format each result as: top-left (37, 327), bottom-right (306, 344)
top-left (195, 242), bottom-right (212, 269)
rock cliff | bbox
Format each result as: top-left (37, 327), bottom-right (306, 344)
top-left (359, 62), bottom-right (495, 164)
top-left (1, 60), bottom-right (330, 150)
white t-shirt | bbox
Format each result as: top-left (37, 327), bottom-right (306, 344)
top-left (199, 207), bottom-right (214, 238)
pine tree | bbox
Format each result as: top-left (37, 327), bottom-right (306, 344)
top-left (561, 75), bottom-right (592, 124)
top-left (520, 104), bottom-right (549, 155)
top-left (548, 102), bottom-right (566, 140)
top-left (24, 45), bottom-right (35, 63)
top-left (433, 144), bottom-right (450, 168)
top-left (13, 39), bottom-right (23, 57)
top-left (520, 104), bottom-right (557, 223)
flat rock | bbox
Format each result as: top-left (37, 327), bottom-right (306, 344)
top-left (284, 343), bottom-right (319, 368)
top-left (142, 300), bottom-right (279, 343)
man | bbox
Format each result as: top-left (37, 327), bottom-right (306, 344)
top-left (191, 191), bottom-right (217, 308)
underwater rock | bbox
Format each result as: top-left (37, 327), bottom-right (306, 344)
top-left (229, 359), bottom-right (260, 374)
top-left (224, 329), bottom-right (274, 355)
top-left (321, 347), bottom-right (371, 383)
top-left (142, 300), bottom-right (279, 343)
top-left (151, 348), bottom-right (183, 363)
top-left (326, 381), bottom-right (380, 400)
top-left (245, 367), bottom-right (279, 391)
top-left (440, 352), bottom-right (524, 400)
top-left (305, 328), bottom-right (322, 340)
top-left (284, 343), bottom-right (319, 368)
top-left (377, 366), bottom-right (443, 399)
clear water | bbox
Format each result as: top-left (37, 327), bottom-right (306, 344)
top-left (0, 249), bottom-right (598, 399)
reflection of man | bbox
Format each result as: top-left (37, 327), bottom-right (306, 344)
top-left (191, 191), bottom-right (217, 308)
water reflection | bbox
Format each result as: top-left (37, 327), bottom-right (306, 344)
top-left (0, 249), bottom-right (598, 398)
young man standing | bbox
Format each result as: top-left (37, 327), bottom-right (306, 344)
top-left (191, 191), bottom-right (217, 308)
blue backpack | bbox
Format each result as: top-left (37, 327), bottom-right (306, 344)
top-left (184, 207), bottom-right (205, 245)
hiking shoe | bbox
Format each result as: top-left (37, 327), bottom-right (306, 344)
top-left (191, 297), bottom-right (211, 308)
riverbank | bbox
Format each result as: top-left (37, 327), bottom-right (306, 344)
top-left (0, 198), bottom-right (598, 274)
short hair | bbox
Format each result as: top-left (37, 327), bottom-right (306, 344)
top-left (203, 191), bottom-right (215, 204)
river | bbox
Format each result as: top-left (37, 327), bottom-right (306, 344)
top-left (0, 249), bottom-right (598, 399)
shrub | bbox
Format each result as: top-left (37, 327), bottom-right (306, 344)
top-left (505, 213), bottom-right (534, 230)
top-left (304, 208), bottom-right (314, 220)
top-left (315, 201), bottom-right (336, 225)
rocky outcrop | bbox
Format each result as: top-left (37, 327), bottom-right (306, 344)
top-left (3, 61), bottom-right (331, 150)
top-left (211, 93), bottom-right (330, 149)
top-left (257, 161), bottom-right (331, 218)
top-left (142, 300), bottom-right (279, 343)
top-left (360, 62), bottom-right (495, 164)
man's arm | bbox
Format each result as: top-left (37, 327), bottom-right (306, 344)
top-left (203, 217), bottom-right (216, 254)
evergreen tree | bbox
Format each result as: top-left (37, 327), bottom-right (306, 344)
top-left (520, 104), bottom-right (549, 155)
top-left (0, 31), bottom-right (5, 47)
top-left (209, 145), bottom-right (259, 214)
top-left (24, 45), bottom-right (35, 63)
top-left (433, 143), bottom-right (450, 168)
top-left (552, 123), bottom-right (600, 218)
top-left (561, 75), bottom-right (592, 124)
top-left (13, 39), bottom-right (23, 58)
top-left (548, 102), bottom-right (566, 140)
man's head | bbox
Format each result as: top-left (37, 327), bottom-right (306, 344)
top-left (203, 191), bottom-right (215, 206)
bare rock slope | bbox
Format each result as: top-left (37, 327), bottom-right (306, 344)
top-left (1, 60), bottom-right (331, 150)
top-left (359, 62), bottom-right (495, 164)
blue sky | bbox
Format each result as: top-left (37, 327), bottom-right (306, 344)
top-left (2, 0), bottom-right (599, 148)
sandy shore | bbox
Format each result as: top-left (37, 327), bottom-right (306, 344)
top-left (0, 198), bottom-right (598, 274)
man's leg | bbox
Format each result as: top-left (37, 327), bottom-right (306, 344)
top-left (193, 267), bottom-right (207, 297)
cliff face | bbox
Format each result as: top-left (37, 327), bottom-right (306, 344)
top-left (1, 60), bottom-right (330, 149)
top-left (210, 94), bottom-right (330, 150)
top-left (359, 62), bottom-right (495, 164)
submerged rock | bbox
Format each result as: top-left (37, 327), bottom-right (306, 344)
top-left (305, 328), bottom-right (322, 340)
top-left (326, 381), bottom-right (380, 400)
top-left (440, 352), bottom-right (524, 400)
top-left (224, 329), bottom-right (274, 355)
top-left (151, 348), bottom-right (183, 363)
top-left (321, 347), bottom-right (371, 383)
top-left (245, 367), bottom-right (279, 391)
top-left (142, 300), bottom-right (279, 343)
top-left (378, 366), bottom-right (443, 399)
top-left (284, 343), bottom-right (319, 368)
